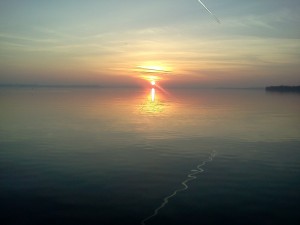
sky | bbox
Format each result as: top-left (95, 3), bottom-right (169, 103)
top-left (0, 0), bottom-right (299, 88)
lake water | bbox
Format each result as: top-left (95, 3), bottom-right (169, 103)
top-left (0, 87), bottom-right (299, 225)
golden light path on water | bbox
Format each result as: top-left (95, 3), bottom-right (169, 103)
top-left (139, 85), bottom-right (165, 114)
top-left (151, 88), bottom-right (155, 102)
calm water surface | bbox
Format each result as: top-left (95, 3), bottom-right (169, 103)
top-left (0, 88), bottom-right (299, 225)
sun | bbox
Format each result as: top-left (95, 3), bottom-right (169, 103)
top-left (151, 80), bottom-right (156, 85)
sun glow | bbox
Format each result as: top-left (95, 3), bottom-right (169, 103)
top-left (134, 62), bottom-right (173, 85)
top-left (139, 75), bottom-right (161, 85)
top-left (135, 63), bottom-right (172, 74)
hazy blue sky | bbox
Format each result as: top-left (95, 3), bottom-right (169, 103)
top-left (0, 0), bottom-right (299, 87)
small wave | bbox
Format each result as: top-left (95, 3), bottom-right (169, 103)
top-left (141, 151), bottom-right (216, 225)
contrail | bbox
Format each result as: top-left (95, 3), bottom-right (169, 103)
top-left (197, 0), bottom-right (220, 23)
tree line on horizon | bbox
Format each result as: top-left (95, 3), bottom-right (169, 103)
top-left (265, 85), bottom-right (300, 92)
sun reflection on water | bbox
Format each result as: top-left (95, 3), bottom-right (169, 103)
top-left (139, 88), bottom-right (166, 114)
top-left (151, 88), bottom-right (155, 102)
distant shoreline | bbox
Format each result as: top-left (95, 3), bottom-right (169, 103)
top-left (265, 85), bottom-right (300, 93)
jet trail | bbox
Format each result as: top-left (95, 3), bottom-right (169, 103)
top-left (198, 0), bottom-right (220, 23)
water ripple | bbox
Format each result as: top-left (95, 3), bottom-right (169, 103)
top-left (141, 151), bottom-right (216, 225)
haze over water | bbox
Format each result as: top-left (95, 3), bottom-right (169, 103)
top-left (0, 87), bottom-right (299, 225)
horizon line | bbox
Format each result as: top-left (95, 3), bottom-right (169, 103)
top-left (0, 83), bottom-right (266, 90)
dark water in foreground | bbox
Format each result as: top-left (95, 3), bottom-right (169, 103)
top-left (0, 88), bottom-right (299, 225)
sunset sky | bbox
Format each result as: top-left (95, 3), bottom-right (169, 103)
top-left (0, 0), bottom-right (299, 87)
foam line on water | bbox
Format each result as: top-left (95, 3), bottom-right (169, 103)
top-left (141, 151), bottom-right (216, 225)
